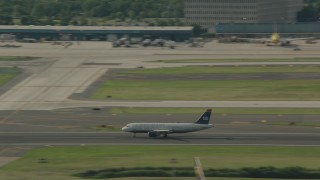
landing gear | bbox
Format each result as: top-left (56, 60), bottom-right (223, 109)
top-left (133, 133), bottom-right (136, 137)
top-left (147, 131), bottom-right (169, 138)
top-left (148, 131), bottom-right (159, 138)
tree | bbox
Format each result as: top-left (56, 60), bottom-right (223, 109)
top-left (43, 16), bottom-right (55, 25)
top-left (13, 5), bottom-right (24, 18)
top-left (60, 16), bottom-right (72, 26)
top-left (71, 19), bottom-right (79, 25)
top-left (128, 10), bottom-right (136, 20)
top-left (0, 15), bottom-right (14, 25)
top-left (79, 16), bottom-right (88, 25)
top-left (192, 24), bottom-right (207, 36)
top-left (115, 12), bottom-right (125, 21)
top-left (0, 0), bottom-right (185, 25)
top-left (20, 15), bottom-right (40, 25)
top-left (297, 5), bottom-right (319, 22)
top-left (156, 19), bottom-right (168, 26)
top-left (83, 0), bottom-right (100, 14)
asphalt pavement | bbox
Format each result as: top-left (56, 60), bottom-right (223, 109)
top-left (0, 131), bottom-right (319, 146)
top-left (0, 110), bottom-right (319, 147)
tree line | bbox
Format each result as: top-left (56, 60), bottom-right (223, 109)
top-left (76, 166), bottom-right (320, 179)
top-left (0, 0), bottom-right (319, 26)
top-left (0, 0), bottom-right (184, 25)
top-left (297, 0), bottom-right (320, 22)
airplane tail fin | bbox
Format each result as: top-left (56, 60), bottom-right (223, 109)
top-left (195, 109), bottom-right (212, 124)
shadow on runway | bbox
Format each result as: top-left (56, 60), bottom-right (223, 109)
top-left (131, 136), bottom-right (234, 142)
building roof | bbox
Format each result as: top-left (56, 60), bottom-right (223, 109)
top-left (0, 25), bottom-right (193, 31)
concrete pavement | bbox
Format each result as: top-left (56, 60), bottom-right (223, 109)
top-left (0, 41), bottom-right (320, 110)
top-left (1, 100), bottom-right (318, 111)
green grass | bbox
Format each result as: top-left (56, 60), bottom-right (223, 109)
top-left (0, 146), bottom-right (319, 180)
top-left (0, 68), bottom-right (21, 86)
top-left (92, 65), bottom-right (320, 101)
top-left (109, 107), bottom-right (320, 115)
top-left (92, 79), bottom-right (320, 100)
top-left (110, 177), bottom-right (289, 180)
top-left (0, 56), bottom-right (38, 61)
top-left (122, 65), bottom-right (320, 74)
top-left (111, 178), bottom-right (309, 180)
top-left (154, 58), bottom-right (320, 63)
top-left (0, 74), bottom-right (18, 85)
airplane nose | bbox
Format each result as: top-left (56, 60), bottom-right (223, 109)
top-left (121, 127), bottom-right (127, 131)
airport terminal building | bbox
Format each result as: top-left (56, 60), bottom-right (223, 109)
top-left (215, 23), bottom-right (320, 37)
top-left (0, 26), bottom-right (193, 42)
top-left (184, 0), bottom-right (304, 31)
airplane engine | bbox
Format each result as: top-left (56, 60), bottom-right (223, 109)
top-left (148, 131), bottom-right (159, 137)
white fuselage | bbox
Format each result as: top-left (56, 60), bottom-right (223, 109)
top-left (122, 123), bottom-right (213, 133)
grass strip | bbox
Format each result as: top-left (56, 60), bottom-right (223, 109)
top-left (76, 166), bottom-right (320, 179)
top-left (106, 178), bottom-right (308, 180)
top-left (1, 146), bottom-right (319, 180)
top-left (0, 67), bottom-right (21, 86)
top-left (154, 58), bottom-right (320, 63)
top-left (105, 177), bottom-right (280, 180)
top-left (109, 107), bottom-right (320, 115)
top-left (121, 65), bottom-right (320, 74)
top-left (92, 79), bottom-right (320, 100)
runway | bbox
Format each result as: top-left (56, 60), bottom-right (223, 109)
top-left (0, 109), bottom-right (319, 148)
top-left (0, 132), bottom-right (319, 146)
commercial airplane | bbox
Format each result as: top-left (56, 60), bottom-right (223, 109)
top-left (227, 32), bottom-right (315, 46)
top-left (264, 32), bottom-right (315, 46)
top-left (122, 109), bottom-right (213, 138)
top-left (221, 24), bottom-right (316, 46)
